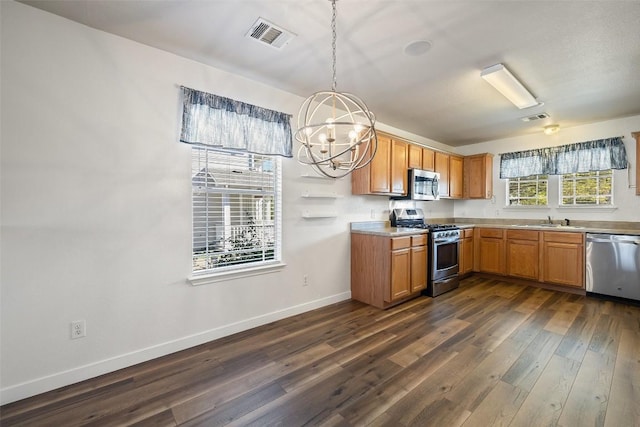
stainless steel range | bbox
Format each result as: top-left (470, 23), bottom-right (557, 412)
top-left (390, 208), bottom-right (461, 297)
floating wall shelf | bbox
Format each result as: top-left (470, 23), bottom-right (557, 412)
top-left (301, 210), bottom-right (338, 219)
top-left (301, 192), bottom-right (341, 199)
top-left (300, 173), bottom-right (334, 180)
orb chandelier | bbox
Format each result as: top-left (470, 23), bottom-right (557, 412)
top-left (294, 0), bottom-right (377, 179)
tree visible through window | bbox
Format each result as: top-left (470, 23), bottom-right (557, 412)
top-left (192, 146), bottom-right (280, 273)
top-left (561, 170), bottom-right (612, 205)
top-left (507, 174), bottom-right (548, 206)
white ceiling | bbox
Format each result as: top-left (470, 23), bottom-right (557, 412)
top-left (20, 0), bottom-right (640, 146)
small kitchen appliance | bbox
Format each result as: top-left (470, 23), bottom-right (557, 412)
top-left (392, 169), bottom-right (440, 201)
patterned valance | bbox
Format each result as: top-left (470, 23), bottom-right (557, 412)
top-left (500, 137), bottom-right (628, 178)
top-left (179, 86), bottom-right (293, 157)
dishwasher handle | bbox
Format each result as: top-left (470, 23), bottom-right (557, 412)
top-left (586, 233), bottom-right (640, 245)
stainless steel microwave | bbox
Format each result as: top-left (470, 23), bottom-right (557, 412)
top-left (408, 169), bottom-right (440, 200)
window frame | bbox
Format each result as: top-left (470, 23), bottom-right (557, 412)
top-left (189, 146), bottom-right (285, 284)
top-left (559, 169), bottom-right (614, 206)
top-left (506, 174), bottom-right (549, 207)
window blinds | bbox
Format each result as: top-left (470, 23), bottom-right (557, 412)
top-left (192, 147), bottom-right (280, 273)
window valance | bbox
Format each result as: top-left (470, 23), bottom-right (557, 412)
top-left (499, 137), bottom-right (628, 179)
top-left (179, 86), bottom-right (293, 157)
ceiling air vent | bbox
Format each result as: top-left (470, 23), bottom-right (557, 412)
top-left (245, 18), bottom-right (296, 49)
top-left (521, 113), bottom-right (550, 122)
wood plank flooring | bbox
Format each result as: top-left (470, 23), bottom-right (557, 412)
top-left (2, 276), bottom-right (639, 426)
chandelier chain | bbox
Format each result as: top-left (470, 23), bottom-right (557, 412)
top-left (331, 0), bottom-right (337, 92)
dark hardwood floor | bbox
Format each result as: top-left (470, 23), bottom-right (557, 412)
top-left (2, 276), bottom-right (639, 426)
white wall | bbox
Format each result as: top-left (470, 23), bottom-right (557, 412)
top-left (0, 1), bottom-right (454, 404)
top-left (454, 115), bottom-right (640, 222)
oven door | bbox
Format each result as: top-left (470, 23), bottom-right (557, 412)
top-left (432, 238), bottom-right (460, 281)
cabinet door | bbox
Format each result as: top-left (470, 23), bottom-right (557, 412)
top-left (542, 241), bottom-right (583, 287)
top-left (370, 134), bottom-right (391, 193)
top-left (391, 139), bottom-right (408, 195)
top-left (389, 248), bottom-right (411, 301)
top-left (411, 245), bottom-right (427, 292)
top-left (449, 155), bottom-right (463, 199)
top-left (461, 236), bottom-right (474, 274)
top-left (507, 239), bottom-right (539, 280)
top-left (435, 152), bottom-right (450, 197)
top-left (464, 154), bottom-right (493, 199)
top-left (478, 238), bottom-right (505, 274)
top-left (408, 144), bottom-right (423, 169)
top-left (422, 148), bottom-right (435, 171)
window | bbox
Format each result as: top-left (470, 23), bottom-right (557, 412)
top-left (507, 174), bottom-right (548, 206)
top-left (192, 146), bottom-right (281, 273)
top-left (560, 170), bottom-right (613, 205)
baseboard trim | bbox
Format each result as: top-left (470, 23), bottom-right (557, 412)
top-left (0, 291), bottom-right (351, 405)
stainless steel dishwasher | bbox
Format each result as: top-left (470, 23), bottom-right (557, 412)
top-left (586, 233), bottom-right (640, 302)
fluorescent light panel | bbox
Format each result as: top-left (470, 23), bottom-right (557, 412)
top-left (481, 63), bottom-right (539, 109)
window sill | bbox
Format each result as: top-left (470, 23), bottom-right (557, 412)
top-left (503, 206), bottom-right (551, 210)
top-left (188, 261), bottom-right (286, 286)
top-left (556, 205), bottom-right (618, 213)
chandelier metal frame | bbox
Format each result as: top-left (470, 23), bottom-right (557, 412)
top-left (294, 0), bottom-right (378, 179)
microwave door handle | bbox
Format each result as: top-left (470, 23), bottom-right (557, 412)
top-left (432, 179), bottom-right (438, 198)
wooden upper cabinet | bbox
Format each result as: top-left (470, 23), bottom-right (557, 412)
top-left (434, 152), bottom-right (450, 197)
top-left (408, 144), bottom-right (423, 169)
top-left (449, 155), bottom-right (464, 199)
top-left (422, 148), bottom-right (435, 171)
top-left (464, 153), bottom-right (494, 199)
top-left (351, 132), bottom-right (407, 196)
top-left (633, 131), bottom-right (640, 195)
top-left (391, 139), bottom-right (408, 195)
top-left (370, 134), bottom-right (392, 193)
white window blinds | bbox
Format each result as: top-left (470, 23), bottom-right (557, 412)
top-left (192, 146), bottom-right (281, 273)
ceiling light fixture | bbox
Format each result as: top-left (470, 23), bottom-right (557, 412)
top-left (294, 0), bottom-right (377, 179)
top-left (543, 124), bottom-right (560, 135)
top-left (481, 63), bottom-right (540, 109)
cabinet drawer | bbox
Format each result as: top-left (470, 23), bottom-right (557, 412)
top-left (543, 231), bottom-right (584, 244)
top-left (463, 228), bottom-right (474, 238)
top-left (391, 236), bottom-right (411, 250)
top-left (411, 235), bottom-right (427, 247)
top-left (507, 229), bottom-right (539, 241)
top-left (479, 228), bottom-right (504, 239)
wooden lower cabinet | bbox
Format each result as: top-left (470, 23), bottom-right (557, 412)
top-left (459, 228), bottom-right (474, 275)
top-left (541, 231), bottom-right (584, 287)
top-left (411, 244), bottom-right (427, 292)
top-left (506, 229), bottom-right (539, 280)
top-left (471, 228), bottom-right (585, 289)
top-left (475, 228), bottom-right (506, 275)
top-left (390, 248), bottom-right (411, 301)
top-left (351, 232), bottom-right (427, 309)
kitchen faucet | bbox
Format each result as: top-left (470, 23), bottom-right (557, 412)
top-left (547, 215), bottom-right (553, 225)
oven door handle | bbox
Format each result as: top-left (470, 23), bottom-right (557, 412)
top-left (433, 238), bottom-right (460, 244)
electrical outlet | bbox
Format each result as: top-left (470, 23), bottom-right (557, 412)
top-left (71, 320), bottom-right (86, 339)
top-left (303, 274), bottom-right (309, 287)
